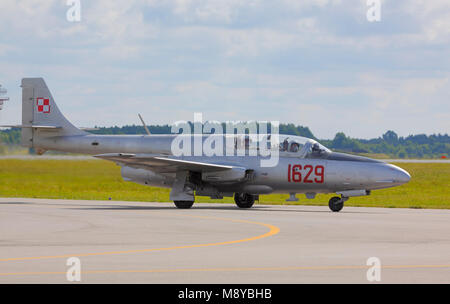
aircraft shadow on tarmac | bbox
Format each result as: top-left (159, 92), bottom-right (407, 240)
top-left (2, 201), bottom-right (386, 214)
top-left (5, 200), bottom-right (388, 214)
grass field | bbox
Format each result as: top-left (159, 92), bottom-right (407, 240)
top-left (0, 159), bottom-right (449, 209)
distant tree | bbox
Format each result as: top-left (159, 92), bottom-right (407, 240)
top-left (330, 132), bottom-right (367, 153)
top-left (279, 123), bottom-right (316, 139)
top-left (382, 130), bottom-right (398, 145)
top-left (396, 147), bottom-right (407, 159)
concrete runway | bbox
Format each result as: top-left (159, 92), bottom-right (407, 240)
top-left (1, 198), bottom-right (450, 283)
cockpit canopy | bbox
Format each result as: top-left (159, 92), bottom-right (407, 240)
top-left (228, 134), bottom-right (331, 159)
top-left (277, 135), bottom-right (331, 158)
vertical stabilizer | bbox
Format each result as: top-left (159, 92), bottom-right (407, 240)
top-left (21, 78), bottom-right (86, 147)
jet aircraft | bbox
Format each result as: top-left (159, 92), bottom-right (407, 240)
top-left (1, 78), bottom-right (411, 212)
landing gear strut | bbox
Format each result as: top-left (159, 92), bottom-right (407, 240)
top-left (328, 196), bottom-right (344, 212)
top-left (234, 193), bottom-right (255, 209)
top-left (174, 200), bottom-right (194, 209)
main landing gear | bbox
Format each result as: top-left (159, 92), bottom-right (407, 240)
top-left (234, 193), bottom-right (256, 209)
top-left (174, 200), bottom-right (194, 209)
top-left (328, 196), bottom-right (346, 212)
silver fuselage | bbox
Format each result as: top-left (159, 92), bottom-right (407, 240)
top-left (34, 133), bottom-right (411, 196)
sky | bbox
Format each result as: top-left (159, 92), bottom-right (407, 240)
top-left (0, 0), bottom-right (449, 139)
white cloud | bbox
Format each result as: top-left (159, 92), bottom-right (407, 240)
top-left (0, 0), bottom-right (449, 138)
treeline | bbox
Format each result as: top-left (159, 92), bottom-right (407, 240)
top-left (89, 123), bottom-right (316, 139)
top-left (0, 128), bottom-right (19, 145)
top-left (320, 131), bottom-right (449, 158)
top-left (1, 126), bottom-right (448, 158)
top-left (0, 128), bottom-right (22, 154)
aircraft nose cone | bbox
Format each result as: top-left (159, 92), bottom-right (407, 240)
top-left (393, 165), bottom-right (411, 184)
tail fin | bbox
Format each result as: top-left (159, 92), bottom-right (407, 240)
top-left (21, 78), bottom-right (86, 147)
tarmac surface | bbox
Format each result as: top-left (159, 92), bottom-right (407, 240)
top-left (1, 198), bottom-right (450, 283)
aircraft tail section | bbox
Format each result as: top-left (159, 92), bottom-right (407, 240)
top-left (20, 78), bottom-right (86, 148)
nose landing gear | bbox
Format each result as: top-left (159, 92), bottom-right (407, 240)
top-left (328, 196), bottom-right (345, 212)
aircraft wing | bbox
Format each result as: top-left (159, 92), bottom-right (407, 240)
top-left (94, 153), bottom-right (239, 173)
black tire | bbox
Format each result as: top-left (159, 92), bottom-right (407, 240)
top-left (174, 200), bottom-right (194, 209)
top-left (329, 196), bottom-right (344, 212)
top-left (234, 193), bottom-right (255, 209)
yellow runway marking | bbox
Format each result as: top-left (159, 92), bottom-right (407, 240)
top-left (1, 264), bottom-right (450, 277)
top-left (0, 214), bottom-right (280, 262)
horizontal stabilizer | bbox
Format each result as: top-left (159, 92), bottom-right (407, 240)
top-left (0, 125), bottom-right (62, 129)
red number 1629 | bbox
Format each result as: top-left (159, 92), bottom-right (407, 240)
top-left (288, 164), bottom-right (324, 184)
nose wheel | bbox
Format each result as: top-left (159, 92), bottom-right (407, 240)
top-left (329, 196), bottom-right (344, 212)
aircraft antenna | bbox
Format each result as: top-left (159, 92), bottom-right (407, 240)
top-left (138, 113), bottom-right (151, 135)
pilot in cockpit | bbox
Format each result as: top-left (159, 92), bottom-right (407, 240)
top-left (311, 143), bottom-right (322, 154)
top-left (290, 142), bottom-right (300, 153)
top-left (281, 139), bottom-right (289, 152)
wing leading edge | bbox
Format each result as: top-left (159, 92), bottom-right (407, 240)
top-left (94, 153), bottom-right (241, 173)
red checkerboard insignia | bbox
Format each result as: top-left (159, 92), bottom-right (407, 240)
top-left (36, 97), bottom-right (50, 113)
